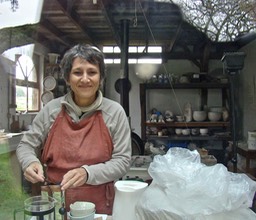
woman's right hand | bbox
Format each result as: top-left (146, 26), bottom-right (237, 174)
top-left (24, 162), bottom-right (45, 183)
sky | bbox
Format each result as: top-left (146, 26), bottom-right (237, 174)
top-left (0, 0), bottom-right (43, 29)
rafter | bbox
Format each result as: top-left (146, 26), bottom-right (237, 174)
top-left (55, 0), bottom-right (97, 45)
top-left (101, 0), bottom-right (122, 47)
top-left (39, 18), bottom-right (73, 47)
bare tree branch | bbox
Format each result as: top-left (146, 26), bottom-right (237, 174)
top-left (171, 0), bottom-right (256, 41)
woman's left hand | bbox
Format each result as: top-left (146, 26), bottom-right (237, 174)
top-left (60, 167), bottom-right (88, 190)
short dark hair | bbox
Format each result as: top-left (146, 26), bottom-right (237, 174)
top-left (60, 44), bottom-right (105, 83)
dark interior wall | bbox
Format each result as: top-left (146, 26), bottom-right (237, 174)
top-left (239, 39), bottom-right (256, 140)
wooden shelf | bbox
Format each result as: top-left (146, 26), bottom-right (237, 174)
top-left (237, 145), bottom-right (256, 177)
top-left (140, 82), bottom-right (231, 147)
top-left (145, 121), bottom-right (230, 127)
top-left (44, 64), bottom-right (67, 99)
top-left (141, 82), bottom-right (230, 89)
top-left (146, 134), bottom-right (231, 141)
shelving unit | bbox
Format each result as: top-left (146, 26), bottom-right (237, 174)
top-left (140, 82), bottom-right (232, 162)
top-left (44, 64), bottom-right (67, 98)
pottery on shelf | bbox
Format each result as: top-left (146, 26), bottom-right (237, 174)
top-left (208, 111), bottom-right (222, 121)
top-left (184, 102), bottom-right (192, 122)
top-left (193, 111), bottom-right (207, 122)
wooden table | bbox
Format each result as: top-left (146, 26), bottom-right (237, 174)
top-left (237, 144), bottom-right (256, 176)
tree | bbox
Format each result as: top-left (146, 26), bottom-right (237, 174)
top-left (169, 0), bottom-right (256, 41)
top-left (16, 87), bottom-right (25, 97)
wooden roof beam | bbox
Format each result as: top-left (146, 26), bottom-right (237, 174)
top-left (55, 0), bottom-right (97, 45)
top-left (101, 0), bottom-right (122, 47)
top-left (40, 18), bottom-right (73, 47)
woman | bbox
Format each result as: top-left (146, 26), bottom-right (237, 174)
top-left (16, 44), bottom-right (132, 214)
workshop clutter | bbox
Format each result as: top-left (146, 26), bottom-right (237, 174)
top-left (135, 148), bottom-right (256, 220)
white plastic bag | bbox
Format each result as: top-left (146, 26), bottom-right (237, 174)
top-left (135, 148), bottom-right (256, 220)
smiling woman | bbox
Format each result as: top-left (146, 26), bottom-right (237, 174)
top-left (16, 44), bottom-right (132, 216)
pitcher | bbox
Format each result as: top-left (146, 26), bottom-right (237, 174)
top-left (112, 180), bottom-right (148, 220)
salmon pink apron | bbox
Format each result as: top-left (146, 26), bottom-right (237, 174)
top-left (41, 107), bottom-right (114, 215)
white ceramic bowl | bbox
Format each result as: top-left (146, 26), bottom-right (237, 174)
top-left (208, 106), bottom-right (223, 113)
top-left (175, 128), bottom-right (182, 135)
top-left (208, 111), bottom-right (222, 121)
top-left (181, 129), bottom-right (190, 136)
top-left (193, 111), bottom-right (207, 122)
top-left (68, 211), bottom-right (95, 220)
top-left (176, 115), bottom-right (184, 122)
top-left (200, 128), bottom-right (208, 135)
top-left (70, 201), bottom-right (95, 217)
top-left (191, 128), bottom-right (199, 135)
top-left (179, 76), bottom-right (190, 83)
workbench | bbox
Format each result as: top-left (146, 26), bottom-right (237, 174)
top-left (237, 144), bottom-right (256, 178)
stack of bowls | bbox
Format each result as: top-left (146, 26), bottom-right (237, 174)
top-left (68, 201), bottom-right (95, 220)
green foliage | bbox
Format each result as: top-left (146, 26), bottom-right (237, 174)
top-left (16, 87), bottom-right (25, 97)
top-left (0, 152), bottom-right (29, 219)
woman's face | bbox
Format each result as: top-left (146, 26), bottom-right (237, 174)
top-left (68, 57), bottom-right (101, 107)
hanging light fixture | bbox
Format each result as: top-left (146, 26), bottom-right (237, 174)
top-left (0, 0), bottom-right (19, 11)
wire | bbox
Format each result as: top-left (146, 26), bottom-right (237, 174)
top-left (138, 0), bottom-right (193, 141)
top-left (138, 1), bottom-right (190, 123)
top-left (133, 0), bottom-right (138, 27)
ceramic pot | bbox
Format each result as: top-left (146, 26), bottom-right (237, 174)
top-left (193, 111), bottom-right (207, 122)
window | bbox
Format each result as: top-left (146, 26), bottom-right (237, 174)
top-left (103, 45), bottom-right (162, 64)
top-left (15, 54), bottom-right (40, 112)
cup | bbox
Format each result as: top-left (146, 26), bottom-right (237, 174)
top-left (158, 131), bottom-right (163, 136)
